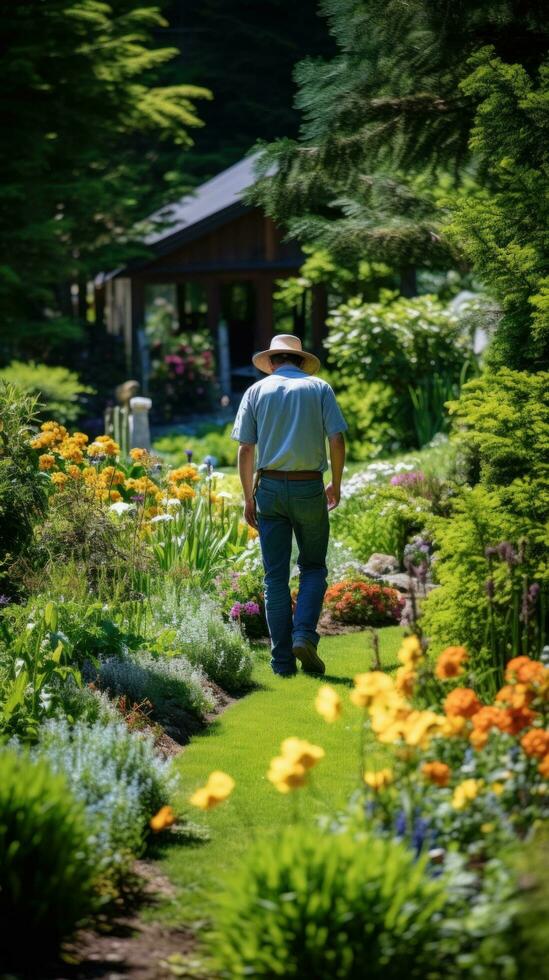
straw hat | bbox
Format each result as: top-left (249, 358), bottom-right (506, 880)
top-left (252, 334), bottom-right (320, 376)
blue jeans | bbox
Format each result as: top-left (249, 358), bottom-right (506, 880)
top-left (255, 476), bottom-right (329, 675)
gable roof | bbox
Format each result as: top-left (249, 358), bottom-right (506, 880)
top-left (146, 152), bottom-right (263, 248)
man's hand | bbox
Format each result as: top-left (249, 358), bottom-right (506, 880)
top-left (325, 482), bottom-right (340, 511)
top-left (244, 497), bottom-right (258, 529)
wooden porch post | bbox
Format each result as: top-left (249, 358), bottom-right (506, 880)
top-left (254, 277), bottom-right (273, 355)
top-left (130, 278), bottom-right (146, 384)
top-left (311, 283), bottom-right (328, 356)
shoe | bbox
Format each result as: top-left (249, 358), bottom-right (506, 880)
top-left (292, 639), bottom-right (325, 675)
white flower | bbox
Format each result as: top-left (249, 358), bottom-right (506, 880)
top-left (109, 501), bottom-right (135, 515)
top-left (150, 514), bottom-right (173, 524)
top-left (165, 497), bottom-right (181, 509)
top-left (14, 658), bottom-right (25, 675)
top-left (217, 491), bottom-right (233, 500)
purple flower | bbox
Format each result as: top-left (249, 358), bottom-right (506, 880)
top-left (0, 594), bottom-right (10, 607)
top-left (185, 449), bottom-right (193, 462)
top-left (390, 470), bottom-right (425, 487)
top-left (243, 601), bottom-right (260, 616)
top-left (130, 493), bottom-right (145, 504)
top-left (229, 602), bottom-right (242, 619)
top-left (485, 578), bottom-right (495, 599)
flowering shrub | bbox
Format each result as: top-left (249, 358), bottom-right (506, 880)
top-left (98, 650), bottom-right (215, 722)
top-left (32, 718), bottom-right (176, 888)
top-left (147, 309), bottom-right (218, 417)
top-left (215, 568), bottom-right (269, 639)
top-left (324, 579), bottom-right (405, 626)
top-left (151, 590), bottom-right (253, 692)
top-left (347, 642), bottom-right (548, 857)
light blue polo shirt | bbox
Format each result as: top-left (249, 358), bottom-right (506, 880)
top-left (231, 366), bottom-right (347, 472)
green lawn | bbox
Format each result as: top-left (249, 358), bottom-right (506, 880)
top-left (147, 627), bottom-right (404, 927)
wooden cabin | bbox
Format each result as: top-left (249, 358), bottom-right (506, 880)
top-left (96, 154), bottom-right (327, 395)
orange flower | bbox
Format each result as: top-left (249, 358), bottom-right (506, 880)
top-left (506, 706), bottom-right (537, 735)
top-left (538, 754), bottom-right (549, 779)
top-left (435, 646), bottom-right (468, 680)
top-left (505, 656), bottom-right (546, 685)
top-left (149, 805), bottom-right (176, 832)
top-left (444, 688), bottom-right (482, 719)
top-left (520, 728), bottom-right (549, 759)
top-left (470, 729), bottom-right (488, 750)
top-left (471, 705), bottom-right (512, 735)
top-left (39, 453), bottom-right (56, 470)
top-left (422, 761), bottom-right (451, 787)
top-left (496, 684), bottom-right (532, 709)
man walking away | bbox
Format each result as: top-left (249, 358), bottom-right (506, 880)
top-left (232, 334), bottom-right (347, 677)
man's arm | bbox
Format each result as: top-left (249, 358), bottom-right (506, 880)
top-left (325, 432), bottom-right (345, 510)
top-left (238, 442), bottom-right (258, 529)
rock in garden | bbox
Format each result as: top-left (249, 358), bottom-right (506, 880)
top-left (363, 553), bottom-right (399, 576)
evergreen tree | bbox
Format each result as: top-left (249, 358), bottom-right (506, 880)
top-left (0, 0), bottom-right (211, 354)
top-left (252, 0), bottom-right (548, 333)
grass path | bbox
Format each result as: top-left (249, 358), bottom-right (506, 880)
top-left (147, 627), bottom-right (405, 928)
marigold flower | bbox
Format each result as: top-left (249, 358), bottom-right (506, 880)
top-left (538, 754), bottom-right (549, 779)
top-left (102, 466), bottom-right (126, 487)
top-left (505, 656), bottom-right (546, 686)
top-left (435, 646), bottom-right (468, 680)
top-left (471, 705), bottom-right (512, 734)
top-left (39, 453), bottom-right (56, 470)
top-left (247, 525), bottom-right (259, 540)
top-left (280, 737), bottom-right (325, 770)
top-left (149, 805), bottom-right (176, 832)
top-left (452, 778), bottom-right (483, 810)
top-left (444, 687), bottom-right (482, 719)
top-left (520, 728), bottom-right (549, 759)
top-left (422, 761), bottom-right (451, 787)
top-left (395, 666), bottom-right (416, 697)
top-left (496, 684), bottom-right (532, 709)
top-left (364, 768), bottom-right (393, 791)
top-left (397, 634), bottom-right (424, 668)
top-left (67, 464), bottom-right (83, 480)
top-left (315, 685), bottom-right (342, 723)
top-left (130, 447), bottom-right (148, 463)
top-left (189, 770), bottom-right (235, 810)
top-left (469, 729), bottom-right (488, 750)
top-left (168, 465), bottom-right (200, 483)
top-left (175, 484), bottom-right (196, 501)
top-left (51, 471), bottom-right (68, 488)
top-left (441, 714), bottom-right (468, 738)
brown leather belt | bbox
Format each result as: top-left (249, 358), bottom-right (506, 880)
top-left (260, 469), bottom-right (323, 481)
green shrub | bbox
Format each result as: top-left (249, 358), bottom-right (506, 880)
top-left (330, 377), bottom-right (405, 460)
top-left (332, 482), bottom-right (432, 563)
top-left (0, 749), bottom-right (95, 965)
top-left (0, 361), bottom-right (94, 423)
top-left (212, 826), bottom-right (450, 979)
top-left (154, 421), bottom-right (237, 467)
top-left (0, 382), bottom-right (47, 594)
top-left (98, 649), bottom-right (215, 722)
top-left (506, 828), bottom-right (549, 978)
top-left (325, 292), bottom-right (478, 450)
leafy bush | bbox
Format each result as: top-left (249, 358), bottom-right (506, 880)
top-left (99, 649), bottom-right (215, 723)
top-left (325, 376), bottom-right (405, 460)
top-left (506, 828), bottom-right (549, 978)
top-left (33, 718), bottom-right (176, 887)
top-left (332, 482), bottom-right (432, 564)
top-left (215, 567), bottom-right (269, 639)
top-left (154, 421), bottom-right (237, 467)
top-left (152, 590), bottom-right (253, 692)
top-left (0, 382), bottom-right (47, 594)
top-left (0, 361), bottom-right (93, 423)
top-left (212, 826), bottom-right (449, 979)
top-left (325, 292), bottom-right (477, 450)
top-left (324, 579), bottom-right (405, 626)
top-left (0, 749), bottom-right (95, 965)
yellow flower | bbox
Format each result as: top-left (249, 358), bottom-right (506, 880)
top-left (267, 756), bottom-right (308, 793)
top-left (168, 465), bottom-right (200, 483)
top-left (189, 771), bottom-right (235, 810)
top-left (149, 805), bottom-right (176, 832)
top-left (175, 484), bottom-right (196, 501)
top-left (67, 464), bottom-right (83, 480)
top-left (481, 823), bottom-right (495, 834)
top-left (39, 453), bottom-right (56, 470)
top-left (364, 768), bottom-right (393, 791)
top-left (397, 634), bottom-right (424, 668)
top-left (402, 710), bottom-right (446, 748)
top-left (395, 666), bottom-right (416, 698)
top-left (51, 472), bottom-right (68, 488)
top-left (315, 685), bottom-right (342, 723)
top-left (247, 525), bottom-right (259, 540)
top-left (280, 737), bottom-right (325, 770)
top-left (130, 447), bottom-right (148, 463)
top-left (441, 715), bottom-right (468, 738)
top-left (350, 671), bottom-right (395, 708)
top-left (452, 778), bottom-right (483, 810)
top-left (491, 782), bottom-right (504, 796)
